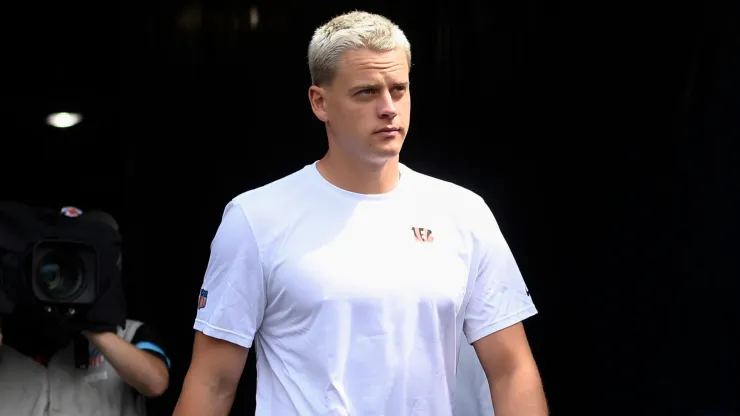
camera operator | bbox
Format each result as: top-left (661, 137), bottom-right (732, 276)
top-left (0, 204), bottom-right (170, 416)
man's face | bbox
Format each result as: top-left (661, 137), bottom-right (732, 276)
top-left (310, 47), bottom-right (411, 164)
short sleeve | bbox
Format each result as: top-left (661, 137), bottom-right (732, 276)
top-left (463, 198), bottom-right (537, 344)
top-left (193, 201), bottom-right (266, 349)
top-left (131, 324), bottom-right (171, 369)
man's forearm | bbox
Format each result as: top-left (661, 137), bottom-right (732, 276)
top-left (84, 331), bottom-right (169, 397)
top-left (490, 365), bottom-right (548, 416)
top-left (173, 370), bottom-right (236, 416)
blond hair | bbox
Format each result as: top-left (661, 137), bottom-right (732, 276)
top-left (308, 11), bottom-right (412, 86)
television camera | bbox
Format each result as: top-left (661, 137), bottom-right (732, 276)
top-left (0, 202), bottom-right (123, 332)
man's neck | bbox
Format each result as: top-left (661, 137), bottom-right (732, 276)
top-left (317, 151), bottom-right (400, 195)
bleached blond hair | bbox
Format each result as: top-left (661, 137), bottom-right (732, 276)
top-left (308, 11), bottom-right (412, 86)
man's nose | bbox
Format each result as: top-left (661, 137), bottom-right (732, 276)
top-left (378, 90), bottom-right (397, 119)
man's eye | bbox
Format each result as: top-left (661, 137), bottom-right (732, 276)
top-left (358, 89), bottom-right (374, 95)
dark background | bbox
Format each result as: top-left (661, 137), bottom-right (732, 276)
top-left (2, 1), bottom-right (738, 415)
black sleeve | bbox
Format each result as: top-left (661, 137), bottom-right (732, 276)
top-left (130, 324), bottom-right (171, 370)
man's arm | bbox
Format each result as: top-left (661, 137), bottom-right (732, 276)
top-left (473, 323), bottom-right (547, 416)
top-left (84, 330), bottom-right (169, 397)
top-left (173, 332), bottom-right (249, 416)
top-left (174, 200), bottom-right (267, 416)
top-left (462, 196), bottom-right (547, 415)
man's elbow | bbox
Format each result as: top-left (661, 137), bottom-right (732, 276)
top-left (177, 365), bottom-right (240, 409)
top-left (203, 369), bottom-right (240, 402)
top-left (492, 359), bottom-right (541, 387)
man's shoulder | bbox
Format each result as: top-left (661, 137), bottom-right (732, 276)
top-left (402, 165), bottom-right (489, 213)
top-left (236, 164), bottom-right (312, 200)
top-left (226, 164), bottom-right (316, 232)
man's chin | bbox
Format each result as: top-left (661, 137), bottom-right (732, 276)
top-left (364, 147), bottom-right (402, 165)
top-left (373, 138), bottom-right (404, 155)
top-left (329, 138), bottom-right (403, 164)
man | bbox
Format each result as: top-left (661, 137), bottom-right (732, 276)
top-left (0, 206), bottom-right (170, 416)
top-left (455, 336), bottom-right (495, 415)
top-left (175, 11), bottom-right (547, 416)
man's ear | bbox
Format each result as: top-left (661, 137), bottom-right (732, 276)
top-left (308, 85), bottom-right (329, 122)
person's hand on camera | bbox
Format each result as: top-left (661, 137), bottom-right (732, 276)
top-left (81, 276), bottom-right (127, 335)
top-left (81, 319), bottom-right (119, 335)
top-left (82, 298), bottom-right (126, 334)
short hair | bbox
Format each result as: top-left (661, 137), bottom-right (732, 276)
top-left (308, 11), bottom-right (412, 86)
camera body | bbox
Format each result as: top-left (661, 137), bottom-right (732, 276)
top-left (0, 202), bottom-right (122, 323)
top-left (31, 239), bottom-right (100, 306)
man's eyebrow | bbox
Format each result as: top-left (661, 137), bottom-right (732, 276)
top-left (349, 81), bottom-right (410, 92)
top-left (349, 83), bottom-right (382, 92)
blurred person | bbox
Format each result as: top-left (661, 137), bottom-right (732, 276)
top-left (0, 205), bottom-right (171, 416)
top-left (174, 10), bottom-right (546, 416)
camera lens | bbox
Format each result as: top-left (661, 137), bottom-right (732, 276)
top-left (36, 249), bottom-right (85, 301)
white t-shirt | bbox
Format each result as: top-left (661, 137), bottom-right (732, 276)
top-left (194, 162), bottom-right (537, 416)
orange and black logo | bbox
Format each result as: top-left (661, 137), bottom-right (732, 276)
top-left (411, 227), bottom-right (434, 242)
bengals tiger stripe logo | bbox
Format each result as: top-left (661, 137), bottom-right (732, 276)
top-left (411, 227), bottom-right (434, 242)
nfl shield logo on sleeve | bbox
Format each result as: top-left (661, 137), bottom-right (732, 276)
top-left (197, 289), bottom-right (208, 309)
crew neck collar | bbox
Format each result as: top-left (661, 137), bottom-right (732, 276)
top-left (306, 161), bottom-right (408, 200)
